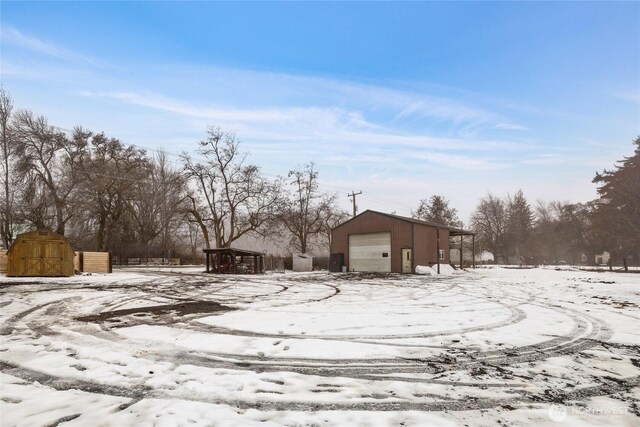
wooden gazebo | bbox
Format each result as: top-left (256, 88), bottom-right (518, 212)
top-left (203, 247), bottom-right (265, 274)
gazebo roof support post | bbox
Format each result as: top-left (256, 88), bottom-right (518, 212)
top-left (472, 234), bottom-right (476, 269)
top-left (436, 227), bottom-right (440, 274)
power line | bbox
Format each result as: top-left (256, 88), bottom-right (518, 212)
top-left (360, 194), bottom-right (415, 215)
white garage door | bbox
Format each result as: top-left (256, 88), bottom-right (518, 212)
top-left (349, 232), bottom-right (391, 272)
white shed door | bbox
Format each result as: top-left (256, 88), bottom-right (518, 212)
top-left (349, 232), bottom-right (391, 272)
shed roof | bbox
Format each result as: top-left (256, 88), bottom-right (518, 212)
top-left (202, 247), bottom-right (265, 257)
top-left (8, 229), bottom-right (74, 253)
top-left (332, 210), bottom-right (474, 236)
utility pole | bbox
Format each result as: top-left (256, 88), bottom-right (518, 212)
top-left (347, 191), bottom-right (362, 217)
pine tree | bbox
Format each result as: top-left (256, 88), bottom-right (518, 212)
top-left (506, 189), bottom-right (534, 261)
top-left (592, 136), bottom-right (640, 264)
top-left (412, 195), bottom-right (462, 227)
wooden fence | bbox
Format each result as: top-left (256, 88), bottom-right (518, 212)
top-left (79, 252), bottom-right (112, 273)
top-left (113, 257), bottom-right (181, 266)
top-left (1, 250), bottom-right (111, 275)
top-left (0, 250), bottom-right (7, 274)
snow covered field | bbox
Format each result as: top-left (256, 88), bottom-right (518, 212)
top-left (1, 266), bottom-right (639, 426)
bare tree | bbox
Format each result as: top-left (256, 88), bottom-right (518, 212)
top-left (320, 205), bottom-right (350, 252)
top-left (182, 127), bottom-right (282, 248)
top-left (0, 89), bottom-right (18, 247)
top-left (530, 200), bottom-right (595, 265)
top-left (183, 192), bottom-right (211, 249)
top-left (13, 111), bottom-right (88, 235)
top-left (470, 193), bottom-right (507, 263)
top-left (280, 163), bottom-right (341, 253)
top-left (182, 215), bottom-right (205, 263)
top-left (77, 132), bottom-right (149, 251)
top-left (131, 151), bottom-right (186, 260)
top-left (18, 177), bottom-right (52, 231)
top-left (531, 200), bottom-right (562, 263)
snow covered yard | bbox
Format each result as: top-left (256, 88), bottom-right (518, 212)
top-left (1, 267), bottom-right (639, 426)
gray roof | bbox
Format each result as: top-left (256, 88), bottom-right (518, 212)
top-left (333, 210), bottom-right (474, 235)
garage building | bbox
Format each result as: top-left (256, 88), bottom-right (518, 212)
top-left (330, 210), bottom-right (474, 273)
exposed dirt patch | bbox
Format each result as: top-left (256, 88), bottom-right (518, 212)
top-left (75, 300), bottom-right (236, 322)
top-left (347, 272), bottom-right (404, 280)
top-left (0, 281), bottom-right (47, 288)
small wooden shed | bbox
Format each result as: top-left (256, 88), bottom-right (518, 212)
top-left (7, 230), bottom-right (75, 277)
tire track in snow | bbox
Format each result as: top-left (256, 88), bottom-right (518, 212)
top-left (0, 268), bottom-right (633, 414)
top-left (2, 360), bottom-right (639, 413)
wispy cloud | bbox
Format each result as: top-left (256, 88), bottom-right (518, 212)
top-left (613, 92), bottom-right (640, 103)
top-left (1, 26), bottom-right (100, 66)
top-left (394, 99), bottom-right (495, 126)
top-left (79, 90), bottom-right (365, 125)
top-left (2, 27), bottom-right (532, 176)
top-left (147, 64), bottom-right (515, 132)
top-left (412, 152), bottom-right (509, 171)
top-left (522, 154), bottom-right (564, 166)
top-left (495, 122), bottom-right (529, 131)
top-left (79, 89), bottom-right (527, 157)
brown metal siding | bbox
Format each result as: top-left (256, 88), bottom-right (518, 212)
top-left (332, 211), bottom-right (453, 273)
top-left (412, 224), bottom-right (435, 266)
top-left (410, 224), bottom-right (451, 267)
top-left (332, 211), bottom-right (413, 273)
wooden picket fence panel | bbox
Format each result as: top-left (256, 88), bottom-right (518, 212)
top-left (1, 248), bottom-right (112, 275)
top-left (80, 252), bottom-right (112, 273)
top-left (0, 250), bottom-right (7, 274)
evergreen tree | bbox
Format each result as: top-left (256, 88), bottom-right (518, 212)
top-left (412, 195), bottom-right (462, 227)
top-left (592, 136), bottom-right (640, 264)
top-left (505, 189), bottom-right (534, 260)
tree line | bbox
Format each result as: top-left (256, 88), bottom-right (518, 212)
top-left (412, 138), bottom-right (640, 266)
top-left (2, 89), bottom-right (637, 266)
top-left (0, 90), bottom-right (348, 261)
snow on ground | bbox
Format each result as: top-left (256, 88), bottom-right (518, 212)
top-left (1, 266), bottom-right (639, 426)
top-left (415, 264), bottom-right (458, 275)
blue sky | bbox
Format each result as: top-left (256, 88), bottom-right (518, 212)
top-left (1, 1), bottom-right (639, 221)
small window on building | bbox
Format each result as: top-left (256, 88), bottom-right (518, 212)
top-left (382, 252), bottom-right (389, 258)
top-left (438, 249), bottom-right (445, 261)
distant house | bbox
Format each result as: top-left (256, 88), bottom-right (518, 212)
top-left (292, 253), bottom-right (313, 272)
top-left (595, 251), bottom-right (610, 265)
top-left (330, 210), bottom-right (474, 273)
top-left (479, 250), bottom-right (495, 263)
top-left (450, 248), bottom-right (494, 264)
